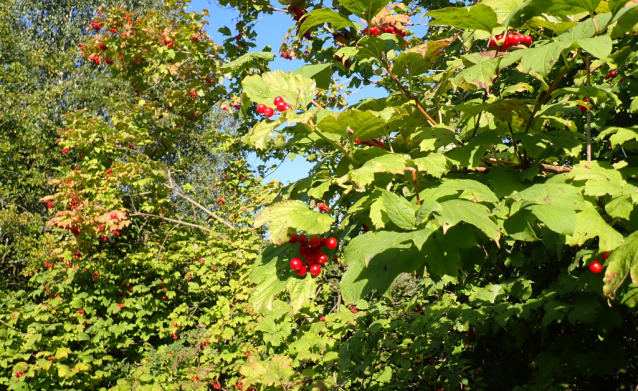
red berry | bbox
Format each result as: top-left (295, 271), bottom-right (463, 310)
top-left (488, 38), bottom-right (496, 48)
top-left (274, 96), bottom-right (284, 106)
top-left (326, 237), bottom-right (338, 250)
top-left (578, 105), bottom-right (587, 114)
top-left (309, 237), bottom-right (322, 248)
top-left (310, 264), bottom-right (321, 276)
top-left (610, 70), bottom-right (618, 77)
top-left (370, 27), bottom-right (380, 36)
top-left (605, 74), bottom-right (611, 80)
top-left (299, 245), bottom-right (310, 256)
top-left (589, 261), bottom-right (603, 274)
top-left (290, 258), bottom-right (303, 271)
top-left (504, 33), bottom-right (517, 48)
top-left (601, 251), bottom-right (610, 261)
top-left (289, 233), bottom-right (298, 244)
top-left (264, 107), bottom-right (274, 117)
top-left (257, 104), bottom-right (266, 113)
top-left (525, 35), bottom-right (533, 45)
top-left (276, 101), bottom-right (287, 112)
top-left (298, 235), bottom-right (308, 245)
top-left (62, 148), bottom-right (68, 154)
top-left (320, 316), bottom-right (325, 321)
top-left (296, 265), bottom-right (307, 277)
top-left (283, 104), bottom-right (292, 111)
top-left (317, 254), bottom-right (328, 265)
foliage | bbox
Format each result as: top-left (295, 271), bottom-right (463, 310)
top-left (5, 0), bottom-right (638, 390)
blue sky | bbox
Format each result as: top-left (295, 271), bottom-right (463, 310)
top-left (187, 0), bottom-right (412, 184)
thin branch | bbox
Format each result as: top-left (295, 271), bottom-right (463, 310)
top-left (130, 212), bottom-right (212, 233)
top-left (585, 56), bottom-right (598, 163)
top-left (385, 67), bottom-right (438, 126)
top-left (404, 167), bottom-right (421, 205)
top-left (166, 174), bottom-right (236, 231)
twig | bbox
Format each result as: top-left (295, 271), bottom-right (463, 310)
top-left (385, 68), bottom-right (438, 126)
top-left (585, 56), bottom-right (598, 163)
top-left (130, 212), bottom-right (212, 233)
top-left (404, 167), bottom-right (421, 205)
top-left (0, 319), bottom-right (15, 330)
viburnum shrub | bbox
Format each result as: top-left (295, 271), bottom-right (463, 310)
top-left (7, 0), bottom-right (638, 390)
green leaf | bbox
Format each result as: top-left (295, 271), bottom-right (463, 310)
top-left (381, 190), bottom-right (419, 230)
top-left (255, 201), bottom-right (335, 245)
top-left (427, 4), bottom-right (499, 33)
top-left (453, 57), bottom-right (500, 90)
top-left (316, 109), bottom-right (385, 140)
top-left (339, 0), bottom-right (390, 19)
top-left (565, 209), bottom-right (623, 251)
top-left (242, 118), bottom-right (284, 150)
top-left (604, 231), bottom-right (638, 300)
top-left (528, 204), bottom-right (577, 235)
top-left (344, 154), bottom-right (406, 190)
top-left (392, 52), bottom-right (429, 79)
top-left (610, 0), bottom-right (632, 14)
top-left (597, 126), bottom-right (638, 147)
top-left (415, 202), bottom-right (443, 227)
top-left (220, 52), bottom-right (275, 76)
top-left (520, 40), bottom-right (573, 80)
top-left (342, 229), bottom-right (433, 268)
top-left (411, 153), bottom-right (455, 178)
top-left (340, 241), bottom-right (424, 304)
top-left (577, 35), bottom-right (612, 59)
top-left (434, 200), bottom-right (501, 243)
top-left (530, 0), bottom-right (602, 16)
top-left (298, 9), bottom-right (356, 38)
top-left (242, 70), bottom-right (316, 108)
top-left (293, 63), bottom-right (334, 90)
top-left (287, 275), bottom-right (317, 313)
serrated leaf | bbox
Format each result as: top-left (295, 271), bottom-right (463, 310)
top-left (415, 202), bottom-right (442, 227)
top-left (565, 209), bottom-right (623, 251)
top-left (317, 109), bottom-right (385, 140)
top-left (427, 4), bottom-right (499, 33)
top-left (529, 204), bottom-right (577, 235)
top-left (412, 153), bottom-right (454, 178)
top-left (287, 275), bottom-right (317, 313)
top-left (344, 154), bottom-right (406, 189)
top-left (520, 40), bottom-right (573, 80)
top-left (242, 118), bottom-right (284, 150)
top-left (577, 35), bottom-right (612, 59)
top-left (453, 56), bottom-right (500, 90)
top-left (339, 0), bottom-right (390, 19)
top-left (298, 8), bottom-right (356, 38)
top-left (604, 231), bottom-right (638, 300)
top-left (435, 200), bottom-right (501, 243)
top-left (242, 70), bottom-right (316, 108)
top-left (255, 201), bottom-right (335, 245)
top-left (381, 190), bottom-right (418, 230)
top-left (220, 52), bottom-right (275, 76)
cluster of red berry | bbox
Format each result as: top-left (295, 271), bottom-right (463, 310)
top-left (110, 27), bottom-right (117, 34)
top-left (162, 38), bottom-right (174, 48)
top-left (14, 370), bottom-right (25, 378)
top-left (350, 306), bottom-right (358, 314)
top-left (363, 25), bottom-right (407, 37)
top-left (589, 251), bottom-right (609, 274)
top-left (211, 381), bottom-right (222, 389)
top-left (76, 309), bottom-right (85, 315)
top-left (317, 202), bottom-right (329, 213)
top-left (604, 70), bottom-right (624, 82)
top-left (90, 21), bottom-right (101, 31)
top-left (256, 96), bottom-right (292, 118)
top-left (46, 200), bottom-right (54, 209)
top-left (88, 54), bottom-right (102, 65)
top-left (97, 42), bottom-right (107, 50)
top-left (488, 33), bottom-right (533, 50)
top-left (288, 234), bottom-right (338, 277)
top-left (281, 51), bottom-right (294, 60)
top-left (577, 98), bottom-right (590, 115)
top-left (289, 4), bottom-right (307, 21)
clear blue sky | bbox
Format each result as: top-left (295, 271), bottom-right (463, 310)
top-left (188, 0), bottom-right (419, 184)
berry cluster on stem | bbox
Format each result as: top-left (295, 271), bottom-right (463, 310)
top-left (287, 234), bottom-right (338, 277)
